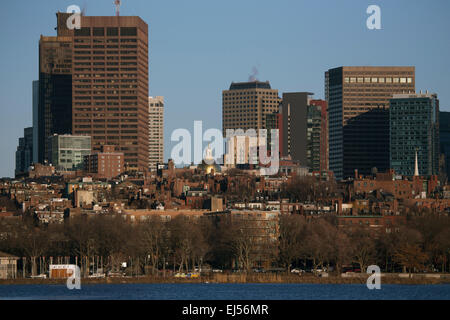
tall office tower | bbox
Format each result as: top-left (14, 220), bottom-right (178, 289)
top-left (306, 104), bottom-right (321, 171)
top-left (15, 127), bottom-right (33, 177)
top-left (38, 35), bottom-right (73, 163)
top-left (148, 96), bottom-right (164, 170)
top-left (48, 13), bottom-right (149, 171)
top-left (280, 92), bottom-right (312, 166)
top-left (326, 66), bottom-right (415, 180)
top-left (222, 81), bottom-right (280, 133)
top-left (280, 93), bottom-right (327, 171)
top-left (32, 80), bottom-right (39, 163)
top-left (439, 111), bottom-right (450, 179)
top-left (390, 92), bottom-right (440, 176)
top-left (265, 112), bottom-right (282, 155)
top-left (310, 99), bottom-right (328, 171)
top-left (47, 134), bottom-right (92, 171)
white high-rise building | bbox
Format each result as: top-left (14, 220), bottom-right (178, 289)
top-left (148, 96), bottom-right (164, 170)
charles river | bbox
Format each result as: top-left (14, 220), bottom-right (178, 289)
top-left (0, 283), bottom-right (449, 300)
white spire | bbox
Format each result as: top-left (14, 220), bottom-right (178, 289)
top-left (414, 149), bottom-right (419, 176)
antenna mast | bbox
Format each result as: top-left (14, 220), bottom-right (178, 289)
top-left (114, 0), bottom-right (121, 17)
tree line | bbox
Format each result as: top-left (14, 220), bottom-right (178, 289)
top-left (0, 212), bottom-right (449, 277)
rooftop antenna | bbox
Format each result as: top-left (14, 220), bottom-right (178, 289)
top-left (114, 0), bottom-right (121, 17)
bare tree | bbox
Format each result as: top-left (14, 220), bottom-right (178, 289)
top-left (278, 214), bottom-right (307, 272)
top-left (347, 226), bottom-right (377, 273)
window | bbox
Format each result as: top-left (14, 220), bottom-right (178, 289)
top-left (93, 27), bottom-right (104, 36)
top-left (107, 27), bottom-right (119, 36)
top-left (75, 27), bottom-right (91, 36)
top-left (120, 27), bottom-right (137, 36)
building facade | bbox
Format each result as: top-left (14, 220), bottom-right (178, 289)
top-left (439, 111), bottom-right (450, 180)
top-left (48, 134), bottom-right (92, 171)
top-left (148, 96), bottom-right (164, 170)
top-left (38, 35), bottom-right (73, 163)
top-left (222, 81), bottom-right (280, 134)
top-left (390, 92), bottom-right (440, 176)
top-left (44, 13), bottom-right (150, 171)
top-left (280, 92), bottom-right (313, 166)
top-left (15, 127), bottom-right (33, 177)
top-left (310, 99), bottom-right (328, 171)
top-left (326, 66), bottom-right (415, 180)
top-left (84, 145), bottom-right (124, 179)
top-left (32, 80), bottom-right (39, 163)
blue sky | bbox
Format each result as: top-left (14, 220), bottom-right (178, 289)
top-left (0, 0), bottom-right (449, 177)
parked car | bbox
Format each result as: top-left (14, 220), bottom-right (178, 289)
top-left (88, 273), bottom-right (106, 278)
top-left (291, 268), bottom-right (305, 274)
top-left (174, 272), bottom-right (186, 278)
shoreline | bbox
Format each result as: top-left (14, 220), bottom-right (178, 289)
top-left (1, 274), bottom-right (450, 286)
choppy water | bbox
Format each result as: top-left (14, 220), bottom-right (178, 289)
top-left (0, 283), bottom-right (449, 300)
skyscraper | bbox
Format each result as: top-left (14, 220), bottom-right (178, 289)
top-left (39, 13), bottom-right (149, 171)
top-left (439, 111), bottom-right (450, 179)
top-left (32, 80), bottom-right (39, 163)
top-left (326, 66), bottom-right (415, 180)
top-left (280, 93), bottom-right (327, 171)
top-left (222, 81), bottom-right (280, 133)
top-left (222, 80), bottom-right (280, 167)
top-left (280, 92), bottom-right (312, 165)
top-left (148, 96), bottom-right (164, 170)
top-left (15, 127), bottom-right (33, 177)
top-left (390, 92), bottom-right (440, 176)
top-left (38, 35), bottom-right (73, 163)
top-left (310, 99), bottom-right (328, 172)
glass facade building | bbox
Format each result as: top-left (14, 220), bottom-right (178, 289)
top-left (440, 111), bottom-right (450, 179)
top-left (390, 93), bottom-right (440, 176)
top-left (48, 134), bottom-right (92, 171)
top-left (326, 66), bottom-right (415, 180)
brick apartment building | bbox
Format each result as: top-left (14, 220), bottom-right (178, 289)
top-left (84, 145), bottom-right (124, 179)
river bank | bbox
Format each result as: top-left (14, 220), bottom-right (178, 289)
top-left (1, 273), bottom-right (450, 286)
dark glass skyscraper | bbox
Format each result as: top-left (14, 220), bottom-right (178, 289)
top-left (326, 66), bottom-right (415, 180)
top-left (38, 35), bottom-right (73, 163)
top-left (440, 111), bottom-right (450, 179)
top-left (390, 92), bottom-right (440, 176)
top-left (15, 127), bottom-right (33, 176)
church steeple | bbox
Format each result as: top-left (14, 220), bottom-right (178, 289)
top-left (414, 149), bottom-right (419, 176)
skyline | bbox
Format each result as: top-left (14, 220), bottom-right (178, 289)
top-left (1, 0), bottom-right (450, 177)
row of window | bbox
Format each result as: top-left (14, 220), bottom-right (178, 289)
top-left (75, 27), bottom-right (137, 37)
top-left (345, 77), bottom-right (413, 84)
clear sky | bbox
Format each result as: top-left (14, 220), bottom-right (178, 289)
top-left (0, 0), bottom-right (449, 177)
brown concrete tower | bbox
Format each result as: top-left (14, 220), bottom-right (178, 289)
top-left (52, 12), bottom-right (149, 171)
